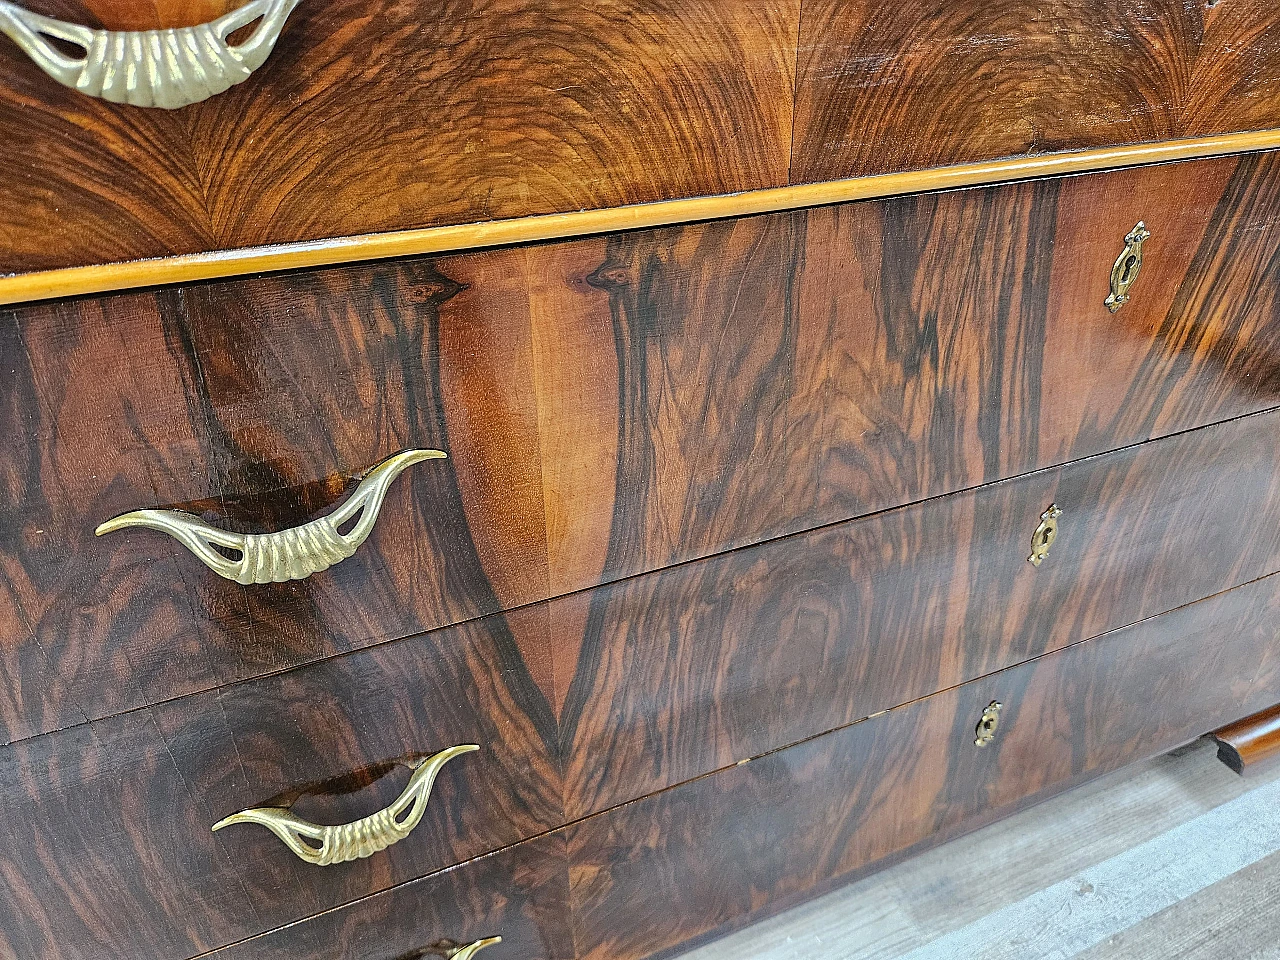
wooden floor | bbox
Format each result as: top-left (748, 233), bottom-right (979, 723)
top-left (678, 740), bottom-right (1280, 960)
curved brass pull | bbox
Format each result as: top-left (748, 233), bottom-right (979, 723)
top-left (95, 449), bottom-right (445, 584)
top-left (445, 939), bottom-right (502, 960)
top-left (1105, 221), bottom-right (1151, 313)
top-left (213, 744), bottom-right (478, 866)
top-left (0, 0), bottom-right (301, 109)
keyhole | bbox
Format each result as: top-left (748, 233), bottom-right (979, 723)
top-left (1119, 254), bottom-right (1137, 284)
top-left (976, 701), bottom-right (1003, 745)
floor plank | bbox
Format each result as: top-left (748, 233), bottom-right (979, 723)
top-left (1076, 849), bottom-right (1280, 960)
top-left (677, 741), bottom-right (1280, 960)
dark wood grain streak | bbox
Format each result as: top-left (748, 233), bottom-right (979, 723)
top-left (566, 570), bottom-right (1280, 960)
top-left (200, 836), bottom-right (575, 960)
top-left (0, 0), bottom-right (799, 274)
top-left (4, 404), bottom-right (1280, 959)
top-left (0, 259), bottom-right (561, 742)
top-left (188, 568), bottom-right (1280, 960)
top-left (557, 405), bottom-right (1280, 818)
top-left (793, 0), bottom-right (1280, 183)
top-left (0, 603), bottom-right (561, 960)
top-left (6, 153), bottom-right (1280, 743)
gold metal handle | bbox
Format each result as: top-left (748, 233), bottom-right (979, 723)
top-left (213, 744), bottom-right (478, 866)
top-left (0, 0), bottom-right (301, 109)
top-left (1105, 221), bottom-right (1151, 313)
top-left (95, 448), bottom-right (445, 585)
top-left (1027, 503), bottom-right (1062, 567)
top-left (975, 701), bottom-right (1002, 747)
top-left (444, 939), bottom-right (502, 960)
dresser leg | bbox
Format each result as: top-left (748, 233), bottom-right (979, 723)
top-left (1209, 704), bottom-right (1280, 776)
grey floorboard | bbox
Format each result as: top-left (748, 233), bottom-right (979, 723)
top-left (678, 741), bottom-right (1280, 960)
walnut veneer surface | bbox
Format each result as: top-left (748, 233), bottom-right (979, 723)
top-left (4, 6), bottom-right (1280, 959)
top-left (195, 569), bottom-right (1280, 960)
top-left (3, 403), bottom-right (1280, 959)
top-left (6, 152), bottom-right (1280, 743)
top-left (4, 0), bottom-right (1280, 272)
top-left (3, 152), bottom-right (1280, 956)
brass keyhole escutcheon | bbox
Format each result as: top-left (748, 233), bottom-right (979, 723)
top-left (1105, 221), bottom-right (1151, 313)
top-left (975, 701), bottom-right (1003, 747)
top-left (1028, 504), bottom-right (1062, 567)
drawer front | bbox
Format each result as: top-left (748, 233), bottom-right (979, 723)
top-left (0, 0), bottom-right (799, 274)
top-left (0, 265), bottom-right (551, 742)
top-left (5, 152), bottom-right (1280, 742)
top-left (204, 834), bottom-right (574, 960)
top-left (794, 0), bottom-right (1280, 182)
top-left (559, 406), bottom-right (1280, 817)
top-left (14, 408), bottom-right (1280, 960)
top-left (0, 608), bottom-right (561, 960)
top-left (566, 570), bottom-right (1280, 960)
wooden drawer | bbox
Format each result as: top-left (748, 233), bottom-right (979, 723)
top-left (0, 609), bottom-right (561, 960)
top-left (9, 409), bottom-right (1280, 960)
top-left (203, 834), bottom-right (574, 960)
top-left (793, 0), bottom-right (1280, 183)
top-left (559, 405), bottom-right (1280, 817)
top-left (565, 569), bottom-right (1280, 960)
top-left (187, 563), bottom-right (1280, 960)
top-left (7, 0), bottom-right (1280, 279)
top-left (0, 0), bottom-right (799, 275)
top-left (4, 361), bottom-right (1280, 960)
top-left (5, 151), bottom-right (1280, 743)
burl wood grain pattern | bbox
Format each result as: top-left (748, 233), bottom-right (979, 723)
top-left (6, 412), bottom-right (1280, 960)
top-left (0, 261), bottom-right (552, 743)
top-left (0, 604), bottom-right (561, 960)
top-left (566, 571), bottom-right (1280, 960)
top-left (793, 0), bottom-right (1280, 182)
top-left (0, 402), bottom-right (1274, 960)
top-left (6, 152), bottom-right (1280, 744)
top-left (203, 834), bottom-right (574, 960)
top-left (0, 0), bottom-right (799, 274)
top-left (557, 405), bottom-right (1280, 818)
top-left (8, 0), bottom-right (1280, 274)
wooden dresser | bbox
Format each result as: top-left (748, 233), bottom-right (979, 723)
top-left (3, 3), bottom-right (1280, 958)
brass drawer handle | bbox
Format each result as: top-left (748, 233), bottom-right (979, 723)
top-left (444, 939), bottom-right (503, 959)
top-left (1105, 221), bottom-right (1151, 313)
top-left (0, 0), bottom-right (301, 109)
top-left (213, 744), bottom-right (478, 866)
top-left (96, 449), bottom-right (444, 585)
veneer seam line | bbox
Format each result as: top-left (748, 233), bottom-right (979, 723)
top-left (5, 129), bottom-right (1280, 304)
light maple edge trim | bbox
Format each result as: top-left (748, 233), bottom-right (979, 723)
top-left (5, 128), bottom-right (1280, 306)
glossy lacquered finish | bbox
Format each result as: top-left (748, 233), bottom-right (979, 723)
top-left (5, 152), bottom-right (1280, 743)
top-left (199, 565), bottom-right (1280, 960)
top-left (0, 0), bottom-right (799, 274)
top-left (794, 0), bottom-right (1280, 182)
top-left (0, 609), bottom-right (560, 960)
top-left (7, 1), bottom-right (1280, 276)
top-left (566, 570), bottom-right (1280, 960)
top-left (4, 403), bottom-right (1280, 959)
top-left (560, 406), bottom-right (1280, 817)
top-left (202, 834), bottom-right (573, 960)
top-left (1211, 703), bottom-right (1280, 775)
